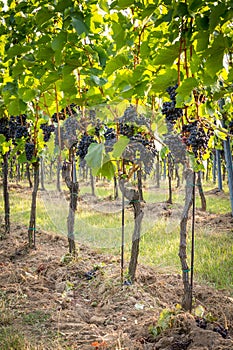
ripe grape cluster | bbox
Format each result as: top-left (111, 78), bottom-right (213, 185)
top-left (13, 115), bottom-right (28, 139)
top-left (94, 119), bottom-right (102, 137)
top-left (51, 104), bottom-right (78, 123)
top-left (25, 142), bottom-right (35, 161)
top-left (63, 117), bottom-right (79, 148)
top-left (54, 126), bottom-right (65, 149)
top-left (116, 106), bottom-right (157, 174)
top-left (119, 105), bottom-right (150, 128)
top-left (0, 118), bottom-right (10, 140)
top-left (181, 121), bottom-right (211, 159)
top-left (40, 123), bottom-right (55, 142)
top-left (104, 126), bottom-right (116, 152)
top-left (51, 112), bottom-right (66, 123)
top-left (0, 115), bottom-right (29, 141)
top-left (164, 133), bottom-right (186, 164)
top-left (162, 85), bottom-right (183, 129)
top-left (119, 123), bottom-right (135, 138)
top-left (122, 132), bottom-right (157, 174)
top-left (76, 133), bottom-right (97, 160)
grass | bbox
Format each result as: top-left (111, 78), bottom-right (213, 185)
top-left (138, 221), bottom-right (233, 291)
top-left (0, 178), bottom-right (232, 293)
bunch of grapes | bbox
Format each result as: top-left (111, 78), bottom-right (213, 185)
top-left (0, 118), bottom-right (10, 140)
top-left (54, 126), bottom-right (65, 149)
top-left (119, 123), bottom-right (135, 138)
top-left (119, 105), bottom-right (150, 128)
top-left (164, 133), bottom-right (186, 164)
top-left (76, 133), bottom-right (97, 160)
top-left (181, 121), bottom-right (212, 159)
top-left (15, 125), bottom-right (28, 139)
top-left (16, 114), bottom-right (27, 125)
top-left (14, 114), bottom-right (29, 139)
top-left (162, 85), bottom-right (183, 128)
top-left (0, 115), bottom-right (29, 140)
top-left (122, 132), bottom-right (157, 174)
top-left (9, 116), bottom-right (17, 139)
top-left (63, 117), bottom-right (79, 148)
top-left (94, 119), bottom-right (102, 137)
top-left (40, 123), bottom-right (55, 142)
top-left (51, 112), bottom-right (66, 123)
top-left (25, 142), bottom-right (35, 161)
top-left (60, 103), bottom-right (78, 117)
top-left (104, 126), bottom-right (116, 152)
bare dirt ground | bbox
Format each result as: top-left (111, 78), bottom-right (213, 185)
top-left (0, 187), bottom-right (233, 349)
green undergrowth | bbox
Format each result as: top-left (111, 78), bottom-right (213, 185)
top-left (138, 221), bottom-right (233, 291)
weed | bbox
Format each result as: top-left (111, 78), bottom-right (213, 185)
top-left (22, 310), bottom-right (50, 325)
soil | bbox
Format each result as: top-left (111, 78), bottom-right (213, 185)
top-left (0, 191), bottom-right (233, 349)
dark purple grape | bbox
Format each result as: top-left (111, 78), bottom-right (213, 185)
top-left (25, 142), bottom-right (35, 161)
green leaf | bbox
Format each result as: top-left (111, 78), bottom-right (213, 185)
top-left (205, 51), bottom-right (224, 78)
top-left (112, 136), bottom-right (129, 158)
top-left (209, 3), bottom-right (226, 32)
top-left (214, 129), bottom-right (227, 141)
top-left (65, 53), bottom-right (82, 68)
top-left (118, 0), bottom-right (135, 9)
top-left (97, 160), bottom-right (115, 179)
top-left (195, 31), bottom-right (209, 52)
top-left (188, 0), bottom-right (203, 13)
top-left (2, 82), bottom-right (18, 95)
top-left (140, 42), bottom-right (150, 59)
top-left (151, 69), bottom-right (177, 93)
top-left (51, 31), bottom-right (67, 51)
top-left (36, 46), bottom-right (54, 61)
top-left (95, 47), bottom-right (108, 68)
top-left (18, 152), bottom-right (27, 163)
top-left (85, 143), bottom-right (105, 169)
top-left (105, 53), bottom-right (129, 76)
top-left (141, 4), bottom-right (157, 19)
top-left (195, 15), bottom-right (209, 31)
top-left (60, 74), bottom-right (77, 95)
top-left (175, 2), bottom-right (189, 17)
top-left (99, 0), bottom-right (109, 12)
top-left (8, 98), bottom-right (27, 115)
top-left (153, 43), bottom-right (179, 66)
top-left (90, 75), bottom-right (107, 86)
top-left (71, 17), bottom-right (89, 35)
top-left (160, 146), bottom-right (170, 159)
top-left (55, 0), bottom-right (73, 12)
top-left (44, 71), bottom-right (62, 85)
top-left (35, 8), bottom-right (54, 27)
top-left (6, 44), bottom-right (31, 60)
top-left (176, 78), bottom-right (198, 107)
top-left (18, 87), bottom-right (38, 102)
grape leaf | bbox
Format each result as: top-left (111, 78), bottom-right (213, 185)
top-left (51, 31), bottom-right (67, 52)
top-left (85, 143), bottom-right (105, 169)
top-left (112, 136), bottom-right (129, 158)
top-left (105, 54), bottom-right (129, 76)
top-left (97, 160), bottom-right (115, 179)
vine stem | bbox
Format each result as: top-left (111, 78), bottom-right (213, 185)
top-left (54, 84), bottom-right (61, 151)
top-left (190, 171), bottom-right (196, 312)
top-left (121, 175), bottom-right (125, 285)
